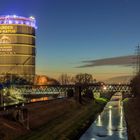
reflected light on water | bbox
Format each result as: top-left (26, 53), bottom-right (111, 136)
top-left (31, 97), bottom-right (48, 102)
top-left (119, 106), bottom-right (124, 138)
top-left (119, 106), bottom-right (123, 128)
top-left (108, 108), bottom-right (113, 136)
top-left (79, 93), bottom-right (128, 140)
top-left (97, 115), bottom-right (102, 126)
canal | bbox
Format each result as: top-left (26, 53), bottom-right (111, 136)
top-left (80, 92), bottom-right (127, 140)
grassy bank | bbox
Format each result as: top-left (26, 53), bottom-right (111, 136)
top-left (124, 98), bottom-right (140, 140)
top-left (15, 98), bottom-right (106, 140)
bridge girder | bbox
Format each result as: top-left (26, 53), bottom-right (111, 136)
top-left (10, 84), bottom-right (131, 95)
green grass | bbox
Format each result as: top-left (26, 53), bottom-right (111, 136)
top-left (95, 97), bottom-right (109, 104)
top-left (122, 98), bottom-right (129, 103)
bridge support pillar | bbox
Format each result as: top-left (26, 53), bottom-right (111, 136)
top-left (75, 85), bottom-right (82, 104)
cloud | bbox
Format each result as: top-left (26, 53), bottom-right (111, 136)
top-left (77, 55), bottom-right (136, 68)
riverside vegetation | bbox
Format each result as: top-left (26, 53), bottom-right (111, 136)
top-left (123, 73), bottom-right (140, 140)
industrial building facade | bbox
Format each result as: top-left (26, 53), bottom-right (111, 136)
top-left (0, 15), bottom-right (36, 82)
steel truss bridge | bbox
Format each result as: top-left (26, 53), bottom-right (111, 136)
top-left (12, 83), bottom-right (131, 95)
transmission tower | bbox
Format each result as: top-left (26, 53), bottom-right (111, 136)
top-left (136, 44), bottom-right (140, 74)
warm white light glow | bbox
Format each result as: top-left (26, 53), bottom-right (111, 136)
top-left (13, 15), bottom-right (17, 18)
top-left (119, 106), bottom-right (124, 138)
top-left (108, 108), bottom-right (113, 136)
top-left (97, 114), bottom-right (102, 126)
top-left (29, 16), bottom-right (35, 19)
top-left (103, 86), bottom-right (107, 90)
top-left (108, 105), bottom-right (112, 109)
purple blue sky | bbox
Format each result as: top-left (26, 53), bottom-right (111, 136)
top-left (0, 0), bottom-right (140, 81)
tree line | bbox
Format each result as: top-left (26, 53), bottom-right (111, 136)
top-left (0, 73), bottom-right (97, 86)
top-left (58, 73), bottom-right (96, 85)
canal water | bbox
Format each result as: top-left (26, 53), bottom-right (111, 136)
top-left (80, 92), bottom-right (128, 140)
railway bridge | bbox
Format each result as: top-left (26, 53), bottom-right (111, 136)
top-left (13, 83), bottom-right (131, 94)
top-left (0, 83), bottom-right (131, 104)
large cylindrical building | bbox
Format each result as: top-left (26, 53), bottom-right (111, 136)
top-left (0, 15), bottom-right (36, 82)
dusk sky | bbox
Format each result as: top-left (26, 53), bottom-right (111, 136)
top-left (0, 0), bottom-right (140, 81)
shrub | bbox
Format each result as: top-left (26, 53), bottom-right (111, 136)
top-left (130, 73), bottom-right (140, 97)
top-left (84, 89), bottom-right (94, 99)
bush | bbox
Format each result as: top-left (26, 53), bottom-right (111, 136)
top-left (84, 89), bottom-right (94, 99)
top-left (95, 97), bottom-right (108, 104)
top-left (130, 73), bottom-right (140, 97)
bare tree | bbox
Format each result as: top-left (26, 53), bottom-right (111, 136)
top-left (58, 74), bottom-right (71, 85)
top-left (74, 73), bottom-right (94, 84)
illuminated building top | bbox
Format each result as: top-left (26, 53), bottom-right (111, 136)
top-left (0, 15), bottom-right (36, 28)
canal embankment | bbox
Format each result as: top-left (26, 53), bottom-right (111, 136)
top-left (124, 97), bottom-right (140, 140)
top-left (0, 93), bottom-right (112, 140)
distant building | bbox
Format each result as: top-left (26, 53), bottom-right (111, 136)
top-left (0, 15), bottom-right (36, 82)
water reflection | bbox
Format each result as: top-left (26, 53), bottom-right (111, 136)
top-left (80, 92), bottom-right (127, 140)
top-left (118, 106), bottom-right (126, 139)
top-left (97, 115), bottom-right (102, 126)
top-left (108, 108), bottom-right (113, 136)
top-left (30, 97), bottom-right (49, 102)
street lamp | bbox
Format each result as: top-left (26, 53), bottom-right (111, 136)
top-left (103, 85), bottom-right (107, 90)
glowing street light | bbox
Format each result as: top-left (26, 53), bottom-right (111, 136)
top-left (103, 85), bottom-right (107, 90)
